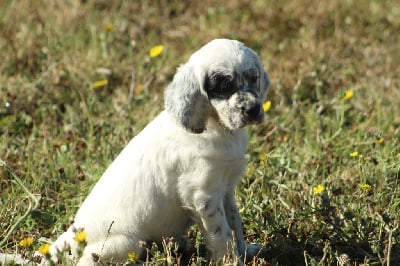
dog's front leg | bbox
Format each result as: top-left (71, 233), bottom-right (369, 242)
top-left (224, 192), bottom-right (246, 257)
top-left (194, 193), bottom-right (238, 260)
top-left (225, 192), bottom-right (264, 262)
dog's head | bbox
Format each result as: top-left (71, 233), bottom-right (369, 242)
top-left (165, 39), bottom-right (270, 133)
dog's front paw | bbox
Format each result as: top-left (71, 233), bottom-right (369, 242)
top-left (244, 243), bottom-right (265, 261)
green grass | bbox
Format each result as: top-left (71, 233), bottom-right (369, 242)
top-left (1, 0), bottom-right (399, 265)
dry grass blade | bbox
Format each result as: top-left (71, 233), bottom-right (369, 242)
top-left (0, 159), bottom-right (40, 248)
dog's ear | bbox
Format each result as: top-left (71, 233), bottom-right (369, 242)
top-left (164, 65), bottom-right (210, 133)
top-left (260, 68), bottom-right (270, 102)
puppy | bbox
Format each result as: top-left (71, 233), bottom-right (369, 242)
top-left (50, 38), bottom-right (270, 265)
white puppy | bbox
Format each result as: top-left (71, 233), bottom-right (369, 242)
top-left (50, 39), bottom-right (270, 265)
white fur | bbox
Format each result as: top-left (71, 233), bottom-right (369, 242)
top-left (49, 39), bottom-right (270, 265)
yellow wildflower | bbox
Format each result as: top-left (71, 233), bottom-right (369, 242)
top-left (258, 152), bottom-right (267, 164)
top-left (19, 237), bottom-right (34, 248)
top-left (38, 244), bottom-right (50, 255)
top-left (134, 84), bottom-right (143, 95)
top-left (377, 138), bottom-right (384, 144)
top-left (93, 79), bottom-right (108, 88)
top-left (350, 151), bottom-right (359, 157)
top-left (258, 152), bottom-right (267, 161)
top-left (263, 101), bottom-right (271, 112)
top-left (313, 185), bottom-right (325, 195)
top-left (149, 45), bottom-right (164, 57)
top-left (343, 90), bottom-right (354, 100)
top-left (397, 152), bottom-right (400, 158)
top-left (359, 183), bottom-right (372, 191)
top-left (127, 252), bottom-right (139, 262)
top-left (247, 166), bottom-right (255, 176)
top-left (105, 22), bottom-right (114, 32)
top-left (74, 231), bottom-right (87, 243)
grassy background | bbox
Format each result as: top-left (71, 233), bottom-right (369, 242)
top-left (1, 0), bottom-right (399, 265)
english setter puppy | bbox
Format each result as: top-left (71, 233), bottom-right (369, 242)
top-left (50, 38), bottom-right (270, 265)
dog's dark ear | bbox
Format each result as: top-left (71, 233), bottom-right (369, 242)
top-left (260, 68), bottom-right (270, 102)
top-left (164, 65), bottom-right (210, 133)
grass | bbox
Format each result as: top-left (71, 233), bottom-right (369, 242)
top-left (1, 0), bottom-right (399, 265)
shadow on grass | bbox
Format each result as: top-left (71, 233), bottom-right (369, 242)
top-left (251, 231), bottom-right (400, 265)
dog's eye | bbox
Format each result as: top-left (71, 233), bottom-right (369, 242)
top-left (249, 75), bottom-right (258, 84)
top-left (206, 73), bottom-right (235, 98)
top-left (247, 68), bottom-right (259, 87)
top-left (214, 74), bottom-right (233, 90)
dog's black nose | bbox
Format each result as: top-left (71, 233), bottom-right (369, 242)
top-left (246, 102), bottom-right (262, 120)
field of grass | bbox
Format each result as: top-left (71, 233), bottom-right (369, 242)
top-left (1, 0), bottom-right (399, 265)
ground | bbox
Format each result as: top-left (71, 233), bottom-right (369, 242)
top-left (1, 1), bottom-right (399, 265)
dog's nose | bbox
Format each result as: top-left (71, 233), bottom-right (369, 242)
top-left (246, 102), bottom-right (263, 121)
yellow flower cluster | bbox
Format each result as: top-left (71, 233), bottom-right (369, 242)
top-left (258, 152), bottom-right (267, 165)
top-left (104, 22), bottom-right (114, 32)
top-left (343, 90), bottom-right (354, 100)
top-left (19, 236), bottom-right (52, 256)
top-left (350, 151), bottom-right (367, 160)
top-left (313, 185), bottom-right (325, 195)
top-left (19, 237), bottom-right (34, 248)
top-left (247, 166), bottom-right (255, 176)
top-left (134, 84), bottom-right (144, 95)
top-left (38, 244), bottom-right (50, 255)
top-left (359, 183), bottom-right (372, 191)
top-left (74, 231), bottom-right (88, 243)
top-left (128, 252), bottom-right (139, 262)
top-left (149, 45), bottom-right (164, 57)
top-left (350, 151), bottom-right (359, 157)
top-left (93, 79), bottom-right (108, 88)
top-left (263, 101), bottom-right (271, 112)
